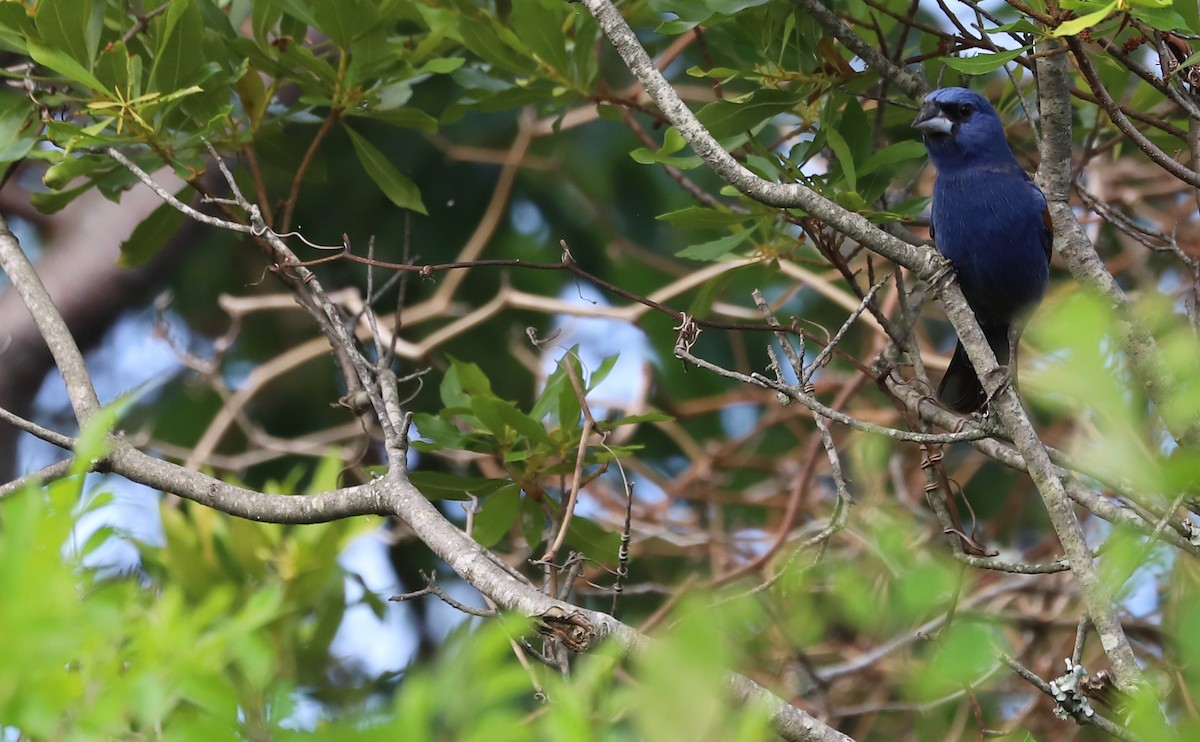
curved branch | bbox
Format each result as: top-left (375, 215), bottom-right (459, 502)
top-left (0, 220), bottom-right (101, 423)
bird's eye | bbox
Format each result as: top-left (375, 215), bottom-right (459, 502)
top-left (958, 103), bottom-right (973, 117)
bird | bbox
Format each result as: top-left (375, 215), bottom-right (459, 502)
top-left (912, 87), bottom-right (1051, 413)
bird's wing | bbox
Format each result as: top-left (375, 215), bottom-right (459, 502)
top-left (1025, 175), bottom-right (1053, 263)
top-left (1040, 207), bottom-right (1053, 263)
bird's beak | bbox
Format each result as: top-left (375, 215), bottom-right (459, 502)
top-left (913, 104), bottom-right (953, 135)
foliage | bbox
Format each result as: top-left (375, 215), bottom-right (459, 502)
top-left (4, 0), bottom-right (1200, 740)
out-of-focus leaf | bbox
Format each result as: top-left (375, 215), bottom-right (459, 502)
top-left (408, 471), bottom-right (509, 501)
top-left (824, 126), bottom-right (856, 192)
top-left (343, 124), bottom-right (428, 214)
top-left (314, 0), bottom-right (379, 49)
top-left (269, 0), bottom-right (317, 27)
top-left (71, 400), bottom-right (123, 476)
top-left (236, 66), bottom-right (269, 130)
top-left (657, 206), bottom-right (757, 228)
top-left (472, 484), bottom-right (521, 547)
top-left (606, 412), bottom-right (673, 427)
top-left (459, 14), bottom-right (536, 74)
top-left (858, 140), bottom-right (926, 176)
top-left (565, 515), bottom-right (619, 558)
top-left (348, 107), bottom-right (439, 133)
top-left (629, 147), bottom-right (703, 169)
top-left (119, 191), bottom-right (187, 267)
top-left (30, 180), bottom-right (92, 213)
top-left (910, 621), bottom-right (1002, 700)
top-left (586, 354), bottom-right (619, 393)
top-left (0, 4), bottom-right (34, 53)
top-left (491, 397), bottom-right (554, 445)
top-left (511, 0), bottom-right (570, 76)
top-left (676, 227), bottom-right (755, 261)
top-left (520, 494), bottom-right (546, 550)
top-left (1132, 5), bottom-right (1190, 30)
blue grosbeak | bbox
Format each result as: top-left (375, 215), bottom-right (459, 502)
top-left (913, 87), bottom-right (1052, 412)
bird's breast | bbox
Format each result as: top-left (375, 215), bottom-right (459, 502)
top-left (930, 171), bottom-right (1049, 325)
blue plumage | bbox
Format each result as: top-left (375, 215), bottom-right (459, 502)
top-left (914, 87), bottom-right (1051, 412)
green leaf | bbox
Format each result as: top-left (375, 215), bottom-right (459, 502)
top-left (555, 350), bottom-right (583, 429)
top-left (34, 0), bottom-right (93, 69)
top-left (587, 354), bottom-right (620, 393)
top-left (42, 152), bottom-right (109, 190)
top-left (1132, 5), bottom-right (1190, 30)
top-left (94, 40), bottom-right (135, 96)
top-left (511, 0), bottom-right (570, 76)
top-left (343, 124), bottom-right (428, 214)
top-left (629, 147), bottom-right (702, 169)
top-left (268, 0), bottom-right (317, 27)
top-left (348, 107), bottom-right (439, 133)
top-left (607, 411), bottom-right (673, 427)
top-left (0, 3), bottom-right (35, 54)
top-left (695, 88), bottom-right (800, 140)
top-left (676, 227), bottom-right (755, 261)
top-left (823, 126), bottom-right (856, 192)
top-left (235, 66), bottom-right (269, 130)
top-left (408, 472), bottom-right (509, 501)
top-left (490, 397), bottom-right (554, 445)
top-left (30, 180), bottom-right (92, 213)
top-left (28, 40), bottom-right (109, 93)
top-left (459, 14), bottom-right (536, 74)
top-left (520, 494), bottom-right (547, 551)
top-left (472, 484), bottom-right (521, 547)
top-left (565, 515), bottom-right (619, 558)
top-left (151, 0), bottom-right (205, 93)
top-left (470, 395), bottom-right (510, 441)
top-left (982, 19), bottom-right (1042, 34)
top-left (940, 46), bottom-right (1030, 72)
top-left (858, 140), bottom-right (927, 177)
top-left (313, 0), bottom-right (380, 49)
top-left (420, 57), bottom-right (467, 75)
top-left (657, 206), bottom-right (756, 228)
top-left (0, 103), bottom-right (36, 164)
top-left (438, 365), bottom-right (471, 409)
top-left (446, 357), bottom-right (494, 400)
top-left (1052, 2), bottom-right (1116, 37)
top-left (72, 401), bottom-right (123, 476)
top-left (119, 190), bottom-right (187, 267)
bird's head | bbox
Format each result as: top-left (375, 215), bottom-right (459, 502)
top-left (913, 87), bottom-right (1015, 169)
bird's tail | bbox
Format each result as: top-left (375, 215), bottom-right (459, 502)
top-left (937, 325), bottom-right (1012, 413)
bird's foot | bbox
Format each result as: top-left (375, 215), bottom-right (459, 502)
top-left (926, 258), bottom-right (957, 293)
top-left (981, 365), bottom-right (1013, 409)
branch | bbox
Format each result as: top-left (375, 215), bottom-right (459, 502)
top-left (581, 0), bottom-right (1146, 692)
top-left (0, 220), bottom-right (100, 424)
top-left (1036, 39), bottom-right (1200, 449)
top-left (790, 0), bottom-right (930, 98)
top-left (1068, 37), bottom-right (1200, 188)
top-left (578, 0), bottom-right (937, 276)
top-left (371, 460), bottom-right (854, 742)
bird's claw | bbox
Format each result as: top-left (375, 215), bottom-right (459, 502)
top-left (981, 365), bottom-right (1013, 409)
top-left (927, 259), bottom-right (957, 293)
